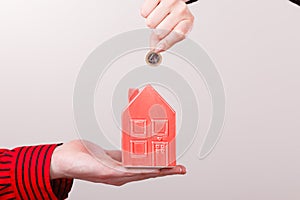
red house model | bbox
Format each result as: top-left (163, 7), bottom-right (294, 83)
top-left (122, 85), bottom-right (176, 168)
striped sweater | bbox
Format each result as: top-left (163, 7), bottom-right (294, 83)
top-left (0, 144), bottom-right (73, 200)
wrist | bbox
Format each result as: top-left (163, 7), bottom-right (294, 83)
top-left (50, 145), bottom-right (64, 179)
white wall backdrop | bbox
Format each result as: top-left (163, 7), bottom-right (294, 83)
top-left (0, 0), bottom-right (300, 199)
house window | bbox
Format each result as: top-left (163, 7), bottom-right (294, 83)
top-left (151, 119), bottom-right (168, 137)
top-left (130, 119), bottom-right (146, 137)
top-left (130, 140), bottom-right (147, 157)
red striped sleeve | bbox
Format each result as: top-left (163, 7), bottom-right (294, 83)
top-left (0, 144), bottom-right (73, 200)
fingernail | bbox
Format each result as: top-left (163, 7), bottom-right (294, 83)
top-left (155, 43), bottom-right (165, 53)
top-left (150, 46), bottom-right (155, 51)
top-left (179, 166), bottom-right (187, 174)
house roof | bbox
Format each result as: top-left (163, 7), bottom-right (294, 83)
top-left (125, 84), bottom-right (175, 114)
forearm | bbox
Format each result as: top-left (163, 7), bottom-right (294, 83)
top-left (0, 144), bottom-right (73, 200)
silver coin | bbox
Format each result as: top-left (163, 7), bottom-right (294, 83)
top-left (146, 51), bottom-right (162, 66)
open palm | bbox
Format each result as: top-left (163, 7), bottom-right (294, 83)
top-left (50, 140), bottom-right (186, 186)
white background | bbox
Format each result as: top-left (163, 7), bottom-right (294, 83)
top-left (0, 0), bottom-right (300, 199)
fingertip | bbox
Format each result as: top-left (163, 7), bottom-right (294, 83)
top-left (171, 165), bottom-right (186, 175)
top-left (150, 45), bottom-right (156, 52)
top-left (140, 8), bottom-right (148, 18)
top-left (158, 165), bottom-right (187, 176)
top-left (178, 165), bottom-right (187, 175)
top-left (154, 43), bottom-right (165, 53)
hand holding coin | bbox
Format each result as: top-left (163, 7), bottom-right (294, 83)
top-left (140, 0), bottom-right (195, 53)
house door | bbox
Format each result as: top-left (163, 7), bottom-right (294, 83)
top-left (152, 142), bottom-right (168, 166)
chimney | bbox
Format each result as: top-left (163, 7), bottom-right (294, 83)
top-left (128, 88), bottom-right (139, 102)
